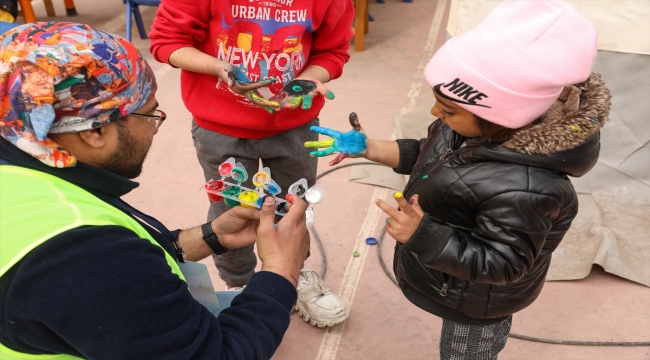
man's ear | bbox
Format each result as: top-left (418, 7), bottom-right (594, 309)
top-left (77, 124), bottom-right (113, 149)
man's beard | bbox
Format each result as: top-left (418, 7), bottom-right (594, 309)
top-left (98, 124), bottom-right (150, 179)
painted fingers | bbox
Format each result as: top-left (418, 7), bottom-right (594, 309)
top-left (324, 112), bottom-right (366, 166)
top-left (231, 77), bottom-right (276, 92)
top-left (275, 79), bottom-right (335, 111)
top-left (307, 126), bottom-right (343, 139)
top-left (304, 127), bottom-right (342, 158)
top-left (376, 193), bottom-right (424, 244)
top-left (245, 91), bottom-right (281, 113)
top-left (310, 148), bottom-right (337, 157)
top-left (349, 112), bottom-right (363, 131)
top-left (304, 120), bottom-right (368, 165)
top-left (328, 153), bottom-right (349, 166)
top-left (304, 139), bottom-right (335, 148)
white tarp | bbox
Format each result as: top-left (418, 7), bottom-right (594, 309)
top-left (447, 0), bottom-right (650, 55)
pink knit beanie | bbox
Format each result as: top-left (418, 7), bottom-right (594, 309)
top-left (425, 0), bottom-right (598, 128)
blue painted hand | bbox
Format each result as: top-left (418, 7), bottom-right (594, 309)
top-left (305, 113), bottom-right (367, 166)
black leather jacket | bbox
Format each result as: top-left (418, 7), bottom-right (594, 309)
top-left (392, 74), bottom-right (611, 324)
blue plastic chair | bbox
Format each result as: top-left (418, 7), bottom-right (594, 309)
top-left (125, 0), bottom-right (160, 42)
top-left (0, 21), bottom-right (20, 34)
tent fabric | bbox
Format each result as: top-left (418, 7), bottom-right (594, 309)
top-left (447, 0), bottom-right (650, 55)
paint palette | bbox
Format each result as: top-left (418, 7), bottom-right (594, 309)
top-left (203, 157), bottom-right (325, 217)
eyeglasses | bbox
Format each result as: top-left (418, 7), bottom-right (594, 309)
top-left (130, 109), bottom-right (167, 128)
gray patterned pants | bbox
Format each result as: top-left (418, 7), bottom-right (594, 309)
top-left (191, 119), bottom-right (319, 287)
top-left (440, 315), bottom-right (512, 360)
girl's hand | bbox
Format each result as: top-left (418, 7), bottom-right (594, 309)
top-left (304, 112), bottom-right (368, 166)
top-left (375, 193), bottom-right (424, 243)
top-left (270, 78), bottom-right (335, 111)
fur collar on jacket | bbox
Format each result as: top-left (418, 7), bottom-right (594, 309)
top-left (502, 73), bottom-right (611, 155)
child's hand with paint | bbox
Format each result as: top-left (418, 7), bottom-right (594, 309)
top-left (271, 78), bottom-right (335, 111)
top-left (305, 112), bottom-right (368, 166)
top-left (375, 193), bottom-right (424, 244)
top-left (218, 64), bottom-right (281, 113)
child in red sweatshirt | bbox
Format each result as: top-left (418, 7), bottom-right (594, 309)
top-left (150, 0), bottom-right (354, 328)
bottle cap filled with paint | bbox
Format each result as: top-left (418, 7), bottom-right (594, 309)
top-left (288, 178), bottom-right (308, 197)
top-left (202, 158), bottom-right (323, 217)
top-left (252, 167), bottom-right (271, 189)
top-left (231, 161), bottom-right (248, 183)
top-left (304, 182), bottom-right (325, 205)
top-left (218, 157), bottom-right (235, 177)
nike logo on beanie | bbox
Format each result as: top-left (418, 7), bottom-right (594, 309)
top-left (434, 78), bottom-right (491, 108)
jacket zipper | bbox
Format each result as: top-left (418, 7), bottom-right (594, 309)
top-left (405, 135), bottom-right (466, 299)
top-left (403, 146), bottom-right (467, 196)
top-left (403, 149), bottom-right (451, 196)
top-left (439, 283), bottom-right (449, 296)
top-left (404, 127), bottom-right (465, 195)
top-left (439, 272), bottom-right (451, 296)
top-left (439, 148), bottom-right (453, 161)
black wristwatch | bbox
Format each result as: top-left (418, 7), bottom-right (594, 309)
top-left (201, 222), bottom-right (228, 255)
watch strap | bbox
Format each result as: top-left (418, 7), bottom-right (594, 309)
top-left (201, 222), bottom-right (228, 255)
top-left (171, 240), bottom-right (186, 263)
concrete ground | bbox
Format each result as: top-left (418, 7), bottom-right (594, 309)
top-left (18, 0), bottom-right (650, 359)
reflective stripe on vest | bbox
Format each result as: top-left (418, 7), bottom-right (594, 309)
top-left (0, 165), bottom-right (185, 359)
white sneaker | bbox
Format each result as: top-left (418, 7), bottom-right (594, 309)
top-left (295, 268), bottom-right (349, 328)
top-left (225, 284), bottom-right (246, 291)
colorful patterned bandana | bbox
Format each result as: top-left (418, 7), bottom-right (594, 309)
top-left (0, 22), bottom-right (156, 167)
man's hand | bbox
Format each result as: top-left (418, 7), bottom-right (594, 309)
top-left (177, 206), bottom-right (260, 262)
top-left (375, 194), bottom-right (424, 244)
top-left (212, 206), bottom-right (260, 249)
top-left (216, 63), bottom-right (280, 113)
top-left (304, 112), bottom-right (368, 166)
top-left (257, 195), bottom-right (310, 287)
top-left (270, 78), bottom-right (335, 111)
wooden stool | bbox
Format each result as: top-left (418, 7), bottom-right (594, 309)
top-left (18, 0), bottom-right (78, 23)
top-left (354, 0), bottom-right (369, 52)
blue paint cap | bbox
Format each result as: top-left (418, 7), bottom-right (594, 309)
top-left (365, 237), bottom-right (378, 245)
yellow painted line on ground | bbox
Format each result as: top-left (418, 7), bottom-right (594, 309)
top-left (315, 1), bottom-right (449, 359)
top-left (316, 187), bottom-right (387, 360)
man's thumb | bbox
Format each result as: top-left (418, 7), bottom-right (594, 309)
top-left (259, 195), bottom-right (277, 227)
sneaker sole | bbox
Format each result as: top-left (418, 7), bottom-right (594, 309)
top-left (293, 302), bottom-right (349, 328)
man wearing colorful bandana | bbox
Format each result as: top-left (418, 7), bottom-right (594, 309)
top-left (0, 22), bottom-right (310, 359)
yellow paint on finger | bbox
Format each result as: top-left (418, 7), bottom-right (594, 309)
top-left (393, 192), bottom-right (403, 198)
top-left (305, 139), bottom-right (334, 148)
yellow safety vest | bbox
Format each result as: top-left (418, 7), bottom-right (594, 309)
top-left (0, 165), bottom-right (185, 359)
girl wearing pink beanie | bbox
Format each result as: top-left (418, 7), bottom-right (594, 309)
top-left (306, 0), bottom-right (611, 358)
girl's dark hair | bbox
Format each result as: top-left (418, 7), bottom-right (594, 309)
top-left (471, 116), bottom-right (504, 146)
top-left (470, 115), bottom-right (540, 147)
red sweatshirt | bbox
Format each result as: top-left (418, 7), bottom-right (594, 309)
top-left (149, 0), bottom-right (354, 138)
